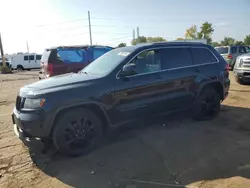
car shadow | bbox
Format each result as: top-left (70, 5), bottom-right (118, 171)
top-left (25, 104), bottom-right (250, 188)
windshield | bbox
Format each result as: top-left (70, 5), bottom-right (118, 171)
top-left (82, 48), bottom-right (132, 76)
top-left (215, 47), bottom-right (229, 54)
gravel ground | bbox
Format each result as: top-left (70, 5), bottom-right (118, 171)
top-left (0, 71), bottom-right (250, 188)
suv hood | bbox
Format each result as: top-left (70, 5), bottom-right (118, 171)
top-left (25, 73), bottom-right (98, 90)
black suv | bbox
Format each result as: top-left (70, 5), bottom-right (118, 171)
top-left (12, 42), bottom-right (230, 156)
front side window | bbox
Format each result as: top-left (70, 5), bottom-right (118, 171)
top-left (36, 55), bottom-right (42, 60)
top-left (191, 48), bottom-right (217, 65)
top-left (162, 48), bottom-right (193, 69)
top-left (127, 49), bottom-right (162, 75)
top-left (24, 56), bottom-right (28, 61)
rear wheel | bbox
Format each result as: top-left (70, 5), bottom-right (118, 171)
top-left (192, 88), bottom-right (220, 121)
top-left (17, 65), bottom-right (24, 71)
top-left (53, 108), bottom-right (103, 156)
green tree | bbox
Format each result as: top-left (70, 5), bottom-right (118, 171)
top-left (244, 35), bottom-right (250, 45)
top-left (235, 41), bottom-right (244, 45)
top-left (117, 43), bottom-right (127, 48)
top-left (197, 22), bottom-right (214, 44)
top-left (211, 41), bottom-right (219, 47)
top-left (131, 36), bottom-right (147, 45)
top-left (176, 37), bottom-right (185, 40)
top-left (185, 25), bottom-right (197, 39)
top-left (220, 37), bottom-right (235, 46)
top-left (147, 37), bottom-right (166, 43)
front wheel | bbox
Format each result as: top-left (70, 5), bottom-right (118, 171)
top-left (53, 108), bottom-right (103, 157)
top-left (192, 88), bottom-right (220, 121)
top-left (235, 76), bottom-right (245, 85)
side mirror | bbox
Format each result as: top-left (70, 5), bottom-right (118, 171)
top-left (119, 64), bottom-right (136, 77)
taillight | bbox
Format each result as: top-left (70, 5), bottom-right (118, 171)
top-left (224, 63), bottom-right (230, 77)
top-left (227, 54), bottom-right (233, 59)
top-left (225, 63), bottom-right (230, 72)
top-left (47, 63), bottom-right (53, 77)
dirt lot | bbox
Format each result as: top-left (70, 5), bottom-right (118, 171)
top-left (1, 71), bottom-right (250, 188)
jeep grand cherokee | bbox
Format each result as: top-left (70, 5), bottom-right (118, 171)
top-left (12, 42), bottom-right (230, 156)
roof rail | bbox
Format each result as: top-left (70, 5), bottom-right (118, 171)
top-left (170, 39), bottom-right (207, 44)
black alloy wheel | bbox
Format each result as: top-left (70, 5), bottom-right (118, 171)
top-left (193, 88), bottom-right (220, 121)
top-left (53, 108), bottom-right (103, 156)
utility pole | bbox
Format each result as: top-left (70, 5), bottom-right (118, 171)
top-left (0, 33), bottom-right (6, 66)
top-left (137, 26), bottom-right (140, 38)
top-left (88, 11), bottom-right (93, 45)
top-left (133, 29), bottom-right (135, 40)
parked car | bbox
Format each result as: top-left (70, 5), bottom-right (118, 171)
top-left (12, 42), bottom-right (230, 156)
top-left (11, 53), bottom-right (42, 70)
top-left (215, 45), bottom-right (247, 69)
top-left (233, 53), bottom-right (250, 84)
top-left (39, 45), bottom-right (113, 79)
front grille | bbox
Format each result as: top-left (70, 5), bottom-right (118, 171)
top-left (243, 61), bottom-right (250, 68)
top-left (16, 96), bottom-right (23, 111)
top-left (243, 72), bottom-right (250, 77)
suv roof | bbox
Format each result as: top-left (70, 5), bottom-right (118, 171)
top-left (46, 45), bottom-right (113, 50)
top-left (216, 45), bottom-right (244, 48)
top-left (120, 42), bottom-right (211, 52)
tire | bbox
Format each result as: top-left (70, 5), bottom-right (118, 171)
top-left (235, 76), bottom-right (245, 85)
top-left (192, 87), bottom-right (220, 121)
top-left (53, 108), bottom-right (103, 157)
top-left (17, 65), bottom-right (24, 71)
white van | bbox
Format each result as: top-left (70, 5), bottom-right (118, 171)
top-left (11, 53), bottom-right (42, 70)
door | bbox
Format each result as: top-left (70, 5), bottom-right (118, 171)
top-left (35, 54), bottom-right (42, 68)
top-left (111, 49), bottom-right (166, 124)
top-left (28, 55), bottom-right (35, 68)
top-left (23, 55), bottom-right (29, 69)
top-left (190, 47), bottom-right (220, 88)
top-left (159, 47), bottom-right (196, 111)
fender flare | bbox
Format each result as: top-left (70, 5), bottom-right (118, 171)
top-left (47, 101), bottom-right (111, 136)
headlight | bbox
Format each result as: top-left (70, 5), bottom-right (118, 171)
top-left (239, 58), bottom-right (244, 68)
top-left (23, 98), bottom-right (46, 109)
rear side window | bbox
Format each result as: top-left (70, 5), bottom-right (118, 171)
top-left (36, 55), bottom-right (42, 60)
top-left (29, 55), bottom-right (34, 60)
top-left (191, 48), bottom-right (217, 65)
top-left (230, 47), bottom-right (237, 54)
top-left (41, 50), bottom-right (52, 62)
top-left (239, 46), bottom-right (247, 53)
top-left (162, 48), bottom-right (193, 69)
top-left (57, 49), bottom-right (87, 64)
top-left (215, 47), bottom-right (228, 54)
top-left (92, 48), bottom-right (111, 60)
top-left (24, 56), bottom-right (28, 61)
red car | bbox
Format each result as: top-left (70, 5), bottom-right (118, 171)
top-left (39, 45), bottom-right (113, 79)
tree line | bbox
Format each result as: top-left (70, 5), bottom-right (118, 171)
top-left (117, 22), bottom-right (250, 47)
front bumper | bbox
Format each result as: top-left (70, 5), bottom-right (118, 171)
top-left (234, 69), bottom-right (250, 82)
top-left (12, 107), bottom-right (49, 138)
